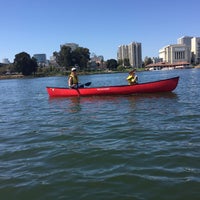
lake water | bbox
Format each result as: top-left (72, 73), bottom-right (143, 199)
top-left (0, 69), bottom-right (200, 200)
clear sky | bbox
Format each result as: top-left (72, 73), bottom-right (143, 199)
top-left (0, 0), bottom-right (199, 62)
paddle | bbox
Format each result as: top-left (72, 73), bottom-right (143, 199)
top-left (75, 82), bottom-right (91, 96)
top-left (84, 82), bottom-right (92, 86)
top-left (79, 82), bottom-right (91, 88)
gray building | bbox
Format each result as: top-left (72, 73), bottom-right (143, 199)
top-left (117, 42), bottom-right (142, 68)
top-left (117, 45), bottom-right (128, 62)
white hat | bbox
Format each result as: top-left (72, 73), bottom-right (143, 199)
top-left (71, 67), bottom-right (76, 72)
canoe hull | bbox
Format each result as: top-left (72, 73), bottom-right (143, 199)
top-left (46, 76), bottom-right (179, 97)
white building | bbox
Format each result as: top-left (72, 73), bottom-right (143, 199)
top-left (191, 37), bottom-right (200, 64)
top-left (117, 42), bottom-right (142, 68)
top-left (159, 44), bottom-right (190, 64)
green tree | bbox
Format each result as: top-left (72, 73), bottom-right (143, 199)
top-left (14, 52), bottom-right (38, 75)
top-left (54, 46), bottom-right (90, 71)
top-left (53, 46), bottom-right (72, 70)
top-left (71, 47), bottom-right (90, 70)
top-left (117, 65), bottom-right (125, 71)
top-left (106, 59), bottom-right (118, 70)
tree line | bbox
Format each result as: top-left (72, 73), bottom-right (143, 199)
top-left (8, 46), bottom-right (123, 76)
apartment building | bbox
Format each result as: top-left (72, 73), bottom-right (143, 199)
top-left (117, 45), bottom-right (128, 62)
top-left (117, 42), bottom-right (142, 68)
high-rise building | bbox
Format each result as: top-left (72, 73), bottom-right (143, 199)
top-left (117, 42), bottom-right (142, 68)
top-left (128, 42), bottom-right (142, 68)
top-left (117, 45), bottom-right (128, 61)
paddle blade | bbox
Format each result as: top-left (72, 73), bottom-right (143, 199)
top-left (85, 82), bottom-right (91, 86)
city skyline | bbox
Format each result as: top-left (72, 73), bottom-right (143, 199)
top-left (0, 0), bottom-right (199, 62)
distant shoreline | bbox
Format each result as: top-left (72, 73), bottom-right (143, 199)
top-left (0, 74), bottom-right (24, 80)
top-left (1, 67), bottom-right (199, 80)
top-left (0, 70), bottom-right (125, 80)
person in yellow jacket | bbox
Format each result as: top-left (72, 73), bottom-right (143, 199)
top-left (126, 69), bottom-right (138, 85)
top-left (68, 67), bottom-right (79, 88)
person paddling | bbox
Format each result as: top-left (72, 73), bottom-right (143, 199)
top-left (68, 67), bottom-right (79, 88)
top-left (126, 69), bottom-right (138, 85)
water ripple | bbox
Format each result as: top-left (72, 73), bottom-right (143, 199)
top-left (1, 71), bottom-right (200, 199)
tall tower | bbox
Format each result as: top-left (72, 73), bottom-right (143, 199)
top-left (117, 42), bottom-right (142, 68)
top-left (117, 45), bottom-right (128, 61)
top-left (128, 42), bottom-right (142, 68)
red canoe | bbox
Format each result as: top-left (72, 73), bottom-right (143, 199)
top-left (46, 76), bottom-right (179, 97)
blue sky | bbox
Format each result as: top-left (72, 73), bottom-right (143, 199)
top-left (0, 0), bottom-right (199, 62)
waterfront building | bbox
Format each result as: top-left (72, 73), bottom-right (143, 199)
top-left (191, 37), bottom-right (200, 64)
top-left (177, 36), bottom-right (200, 64)
top-left (117, 42), bottom-right (142, 68)
top-left (145, 61), bottom-right (190, 71)
top-left (159, 44), bottom-right (190, 64)
top-left (145, 62), bottom-right (191, 71)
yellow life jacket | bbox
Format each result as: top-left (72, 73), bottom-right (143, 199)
top-left (127, 75), bottom-right (137, 85)
top-left (69, 73), bottom-right (78, 85)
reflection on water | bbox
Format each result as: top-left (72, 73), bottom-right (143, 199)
top-left (48, 97), bottom-right (81, 113)
top-left (48, 91), bottom-right (178, 102)
top-left (48, 92), bottom-right (178, 113)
